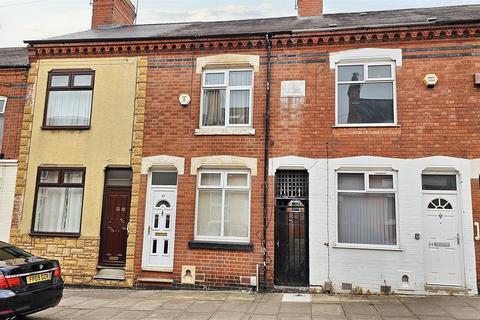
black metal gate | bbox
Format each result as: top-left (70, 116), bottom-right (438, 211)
top-left (274, 170), bottom-right (309, 287)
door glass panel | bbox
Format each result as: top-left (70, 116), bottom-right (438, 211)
top-left (152, 172), bottom-right (177, 186)
top-left (152, 239), bottom-right (157, 254)
top-left (154, 214), bottom-right (159, 229)
top-left (165, 214), bottom-right (171, 230)
top-left (163, 240), bottom-right (169, 255)
top-left (422, 175), bottom-right (457, 191)
top-left (106, 170), bottom-right (132, 187)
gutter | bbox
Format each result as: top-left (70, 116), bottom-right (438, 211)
top-left (262, 33), bottom-right (272, 290)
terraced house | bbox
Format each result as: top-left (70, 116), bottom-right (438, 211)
top-left (0, 47), bottom-right (28, 243)
top-left (9, 0), bottom-right (480, 294)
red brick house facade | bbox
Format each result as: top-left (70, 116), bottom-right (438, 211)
top-left (11, 0), bottom-right (480, 293)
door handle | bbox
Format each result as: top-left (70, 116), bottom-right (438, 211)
top-left (475, 222), bottom-right (480, 241)
top-left (454, 233), bottom-right (460, 245)
top-left (126, 223), bottom-right (130, 235)
top-left (147, 226), bottom-right (151, 235)
top-left (276, 241), bottom-right (280, 247)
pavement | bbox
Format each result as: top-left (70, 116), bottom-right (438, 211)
top-left (26, 288), bottom-right (480, 320)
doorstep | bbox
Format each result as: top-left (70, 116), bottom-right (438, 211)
top-left (93, 266), bottom-right (126, 281)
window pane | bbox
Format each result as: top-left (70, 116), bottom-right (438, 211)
top-left (73, 74), bottom-right (93, 87)
top-left (39, 170), bottom-right (59, 184)
top-left (107, 170), bottom-right (132, 187)
top-left (338, 193), bottom-right (396, 245)
top-left (224, 190), bottom-right (249, 237)
top-left (0, 114), bottom-right (3, 151)
top-left (338, 173), bottom-right (364, 191)
top-left (202, 89), bottom-right (225, 126)
top-left (422, 175), bottom-right (457, 191)
top-left (200, 173), bottom-right (221, 186)
top-left (34, 187), bottom-right (83, 233)
top-left (152, 172), bottom-right (177, 186)
top-left (368, 65), bottom-right (392, 79)
top-left (369, 175), bottom-right (393, 189)
top-left (46, 91), bottom-right (92, 126)
top-left (227, 173), bottom-right (248, 187)
top-left (338, 65), bottom-right (364, 82)
top-left (51, 75), bottom-right (69, 87)
top-left (0, 99), bottom-right (5, 113)
top-left (337, 82), bottom-right (394, 124)
top-left (204, 73), bottom-right (225, 86)
top-left (197, 190), bottom-right (222, 237)
top-left (229, 71), bottom-right (252, 86)
top-left (64, 171), bottom-right (83, 184)
top-left (229, 90), bottom-right (250, 125)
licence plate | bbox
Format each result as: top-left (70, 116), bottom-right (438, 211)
top-left (26, 272), bottom-right (51, 285)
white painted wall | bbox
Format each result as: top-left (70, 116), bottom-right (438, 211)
top-left (270, 156), bottom-right (477, 295)
top-left (0, 160), bottom-right (17, 242)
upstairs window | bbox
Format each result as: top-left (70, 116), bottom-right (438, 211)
top-left (201, 69), bottom-right (253, 128)
top-left (336, 62), bottom-right (396, 126)
top-left (44, 70), bottom-right (95, 129)
top-left (0, 96), bottom-right (6, 151)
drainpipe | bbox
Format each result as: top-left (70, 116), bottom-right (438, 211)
top-left (262, 33), bottom-right (272, 290)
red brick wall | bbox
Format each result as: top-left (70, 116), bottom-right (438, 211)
top-left (134, 36), bottom-right (480, 287)
top-left (91, 0), bottom-right (135, 29)
top-left (298, 0), bottom-right (323, 17)
top-left (0, 68), bottom-right (27, 160)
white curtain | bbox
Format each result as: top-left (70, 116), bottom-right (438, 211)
top-left (338, 192), bottom-right (396, 245)
top-left (197, 190), bottom-right (222, 236)
top-left (202, 89), bottom-right (225, 126)
top-left (229, 90), bottom-right (250, 125)
top-left (229, 71), bottom-right (252, 86)
top-left (46, 91), bottom-right (92, 126)
top-left (34, 187), bottom-right (83, 233)
top-left (224, 190), bottom-right (249, 237)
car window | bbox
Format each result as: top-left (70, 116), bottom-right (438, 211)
top-left (0, 246), bottom-right (32, 261)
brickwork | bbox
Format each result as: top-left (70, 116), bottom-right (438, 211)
top-left (0, 68), bottom-right (27, 159)
top-left (91, 0), bottom-right (136, 29)
top-left (298, 0), bottom-right (323, 17)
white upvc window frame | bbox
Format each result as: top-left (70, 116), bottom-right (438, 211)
top-left (335, 170), bottom-right (400, 250)
top-left (0, 96), bottom-right (6, 151)
top-left (194, 169), bottom-right (251, 243)
top-left (200, 68), bottom-right (254, 129)
top-left (335, 61), bottom-right (398, 127)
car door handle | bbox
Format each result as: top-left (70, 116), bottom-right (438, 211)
top-left (475, 222), bottom-right (480, 241)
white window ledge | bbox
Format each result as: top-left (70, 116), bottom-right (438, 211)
top-left (195, 127), bottom-right (255, 136)
top-left (333, 245), bottom-right (403, 252)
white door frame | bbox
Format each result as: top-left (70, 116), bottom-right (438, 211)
top-left (141, 170), bottom-right (178, 272)
top-left (422, 174), bottom-right (465, 288)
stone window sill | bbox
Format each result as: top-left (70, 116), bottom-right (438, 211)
top-left (188, 241), bottom-right (253, 251)
top-left (195, 127), bottom-right (255, 136)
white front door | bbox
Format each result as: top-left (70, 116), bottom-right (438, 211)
top-left (142, 172), bottom-right (178, 271)
top-left (423, 194), bottom-right (462, 286)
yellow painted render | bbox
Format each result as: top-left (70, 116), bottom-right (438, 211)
top-left (21, 57), bottom-right (138, 237)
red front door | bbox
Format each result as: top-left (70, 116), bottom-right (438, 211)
top-left (99, 188), bottom-right (131, 267)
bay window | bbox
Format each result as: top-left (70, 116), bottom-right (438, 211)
top-left (44, 70), bottom-right (95, 128)
top-left (195, 170), bottom-right (250, 242)
top-left (32, 167), bottom-right (85, 235)
top-left (337, 172), bottom-right (398, 247)
top-left (201, 69), bottom-right (253, 127)
top-left (336, 62), bottom-right (396, 125)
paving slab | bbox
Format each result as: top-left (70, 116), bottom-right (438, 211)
top-left (442, 306), bottom-right (480, 319)
top-left (144, 309), bottom-right (182, 320)
top-left (277, 314), bottom-right (312, 320)
top-left (374, 303), bottom-right (414, 317)
top-left (75, 307), bottom-right (123, 320)
top-left (312, 303), bottom-right (345, 316)
top-left (72, 298), bottom-right (114, 309)
top-left (210, 311), bottom-right (247, 320)
top-left (185, 300), bottom-right (223, 313)
top-left (218, 300), bottom-right (254, 312)
top-left (113, 310), bottom-right (153, 319)
top-left (343, 303), bottom-right (379, 315)
top-left (405, 302), bottom-right (451, 316)
top-left (129, 299), bottom-right (167, 311)
top-left (279, 302), bottom-right (312, 315)
top-left (176, 312), bottom-right (212, 320)
top-left (105, 297), bottom-right (144, 309)
top-left (253, 302), bottom-right (281, 315)
top-left (159, 299), bottom-right (195, 310)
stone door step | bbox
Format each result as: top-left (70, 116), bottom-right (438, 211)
top-left (282, 293), bottom-right (312, 303)
top-left (137, 277), bottom-right (174, 284)
top-left (93, 268), bottom-right (126, 281)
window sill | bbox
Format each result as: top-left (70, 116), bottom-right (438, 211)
top-left (29, 232), bottom-right (81, 238)
top-left (332, 245), bottom-right (402, 252)
top-left (195, 127), bottom-right (255, 136)
top-left (332, 124), bottom-right (400, 129)
top-left (188, 240), bottom-right (253, 251)
top-left (41, 126), bottom-right (91, 131)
